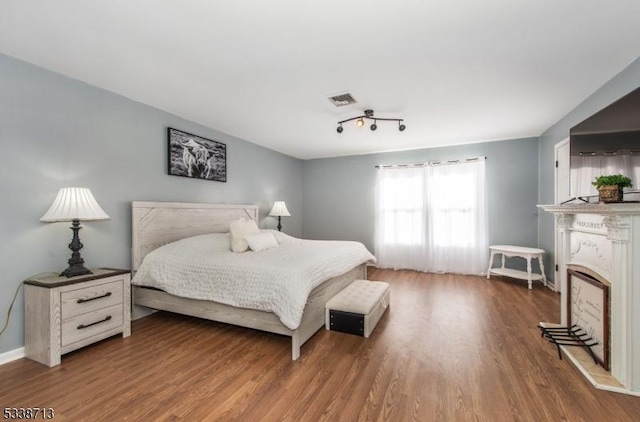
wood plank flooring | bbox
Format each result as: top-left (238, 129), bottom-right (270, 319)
top-left (2, 268), bottom-right (640, 421)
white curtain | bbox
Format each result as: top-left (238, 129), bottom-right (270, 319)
top-left (375, 167), bottom-right (427, 270)
top-left (375, 159), bottom-right (488, 274)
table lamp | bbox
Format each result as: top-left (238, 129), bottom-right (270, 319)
top-left (269, 201), bottom-right (290, 232)
top-left (41, 187), bottom-right (110, 277)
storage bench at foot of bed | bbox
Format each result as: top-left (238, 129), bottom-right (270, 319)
top-left (325, 280), bottom-right (390, 337)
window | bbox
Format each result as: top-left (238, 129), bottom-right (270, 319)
top-left (376, 167), bottom-right (424, 246)
top-left (375, 159), bottom-right (488, 274)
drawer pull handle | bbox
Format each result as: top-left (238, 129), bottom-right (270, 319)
top-left (77, 292), bottom-right (112, 304)
top-left (77, 315), bottom-right (112, 330)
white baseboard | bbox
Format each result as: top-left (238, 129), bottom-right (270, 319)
top-left (0, 347), bottom-right (25, 366)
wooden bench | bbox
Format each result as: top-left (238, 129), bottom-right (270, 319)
top-left (487, 245), bottom-right (546, 289)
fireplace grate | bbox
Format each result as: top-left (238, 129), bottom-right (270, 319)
top-left (538, 324), bottom-right (599, 364)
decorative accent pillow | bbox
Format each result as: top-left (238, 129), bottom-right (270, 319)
top-left (229, 218), bottom-right (260, 253)
top-left (245, 232), bottom-right (279, 252)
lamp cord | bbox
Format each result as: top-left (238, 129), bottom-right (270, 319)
top-left (0, 282), bottom-right (23, 337)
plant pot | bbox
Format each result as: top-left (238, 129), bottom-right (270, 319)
top-left (598, 185), bottom-right (623, 203)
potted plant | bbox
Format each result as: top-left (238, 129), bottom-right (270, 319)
top-left (592, 174), bottom-right (633, 203)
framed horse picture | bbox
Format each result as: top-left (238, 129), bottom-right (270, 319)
top-left (167, 128), bottom-right (227, 182)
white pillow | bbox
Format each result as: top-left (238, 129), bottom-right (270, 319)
top-left (229, 218), bottom-right (260, 253)
top-left (246, 232), bottom-right (279, 252)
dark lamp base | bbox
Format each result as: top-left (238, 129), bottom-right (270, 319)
top-left (61, 218), bottom-right (94, 278)
top-left (60, 264), bottom-right (92, 278)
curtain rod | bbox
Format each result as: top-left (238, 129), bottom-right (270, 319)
top-left (375, 156), bottom-right (486, 169)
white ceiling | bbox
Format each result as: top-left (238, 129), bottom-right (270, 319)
top-left (1, 1), bottom-right (640, 159)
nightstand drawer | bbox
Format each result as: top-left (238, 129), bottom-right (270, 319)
top-left (61, 304), bottom-right (123, 347)
top-left (61, 279), bottom-right (123, 318)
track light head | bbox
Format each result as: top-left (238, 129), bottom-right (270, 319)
top-left (337, 124), bottom-right (343, 133)
top-left (370, 121), bottom-right (377, 131)
top-left (356, 118), bottom-right (365, 127)
top-left (398, 122), bottom-right (406, 132)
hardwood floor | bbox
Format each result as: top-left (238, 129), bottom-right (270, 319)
top-left (2, 268), bottom-right (640, 421)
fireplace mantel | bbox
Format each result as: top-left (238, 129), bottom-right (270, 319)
top-left (538, 203), bottom-right (640, 395)
top-left (539, 203), bottom-right (640, 215)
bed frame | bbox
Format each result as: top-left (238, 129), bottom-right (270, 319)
top-left (131, 201), bottom-right (365, 360)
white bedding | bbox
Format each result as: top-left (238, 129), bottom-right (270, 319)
top-left (131, 231), bottom-right (376, 330)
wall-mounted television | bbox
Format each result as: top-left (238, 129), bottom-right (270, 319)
top-left (570, 87), bottom-right (640, 200)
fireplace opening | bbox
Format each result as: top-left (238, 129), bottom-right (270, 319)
top-left (566, 266), bottom-right (611, 371)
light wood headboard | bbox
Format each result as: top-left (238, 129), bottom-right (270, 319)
top-left (131, 201), bottom-right (259, 272)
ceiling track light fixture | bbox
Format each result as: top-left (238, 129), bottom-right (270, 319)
top-left (336, 109), bottom-right (405, 133)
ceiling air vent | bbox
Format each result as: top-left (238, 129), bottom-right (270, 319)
top-left (328, 93), bottom-right (357, 107)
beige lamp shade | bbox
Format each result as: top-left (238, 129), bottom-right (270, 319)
top-left (41, 187), bottom-right (110, 222)
top-left (269, 201), bottom-right (291, 217)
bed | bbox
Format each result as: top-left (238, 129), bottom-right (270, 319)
top-left (131, 201), bottom-right (372, 360)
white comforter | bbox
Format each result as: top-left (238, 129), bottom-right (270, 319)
top-left (131, 231), bottom-right (376, 330)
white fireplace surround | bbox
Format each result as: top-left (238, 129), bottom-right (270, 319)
top-left (539, 203), bottom-right (640, 395)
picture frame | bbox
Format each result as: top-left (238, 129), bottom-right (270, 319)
top-left (167, 127), bottom-right (227, 182)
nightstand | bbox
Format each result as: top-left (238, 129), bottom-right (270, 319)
top-left (24, 268), bottom-right (131, 367)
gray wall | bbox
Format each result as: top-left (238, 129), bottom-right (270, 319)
top-left (537, 57), bottom-right (640, 282)
top-left (0, 54), bottom-right (302, 354)
top-left (302, 137), bottom-right (540, 258)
